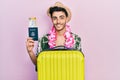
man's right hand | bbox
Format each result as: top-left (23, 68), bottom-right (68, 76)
top-left (26, 37), bottom-right (35, 53)
top-left (26, 37), bottom-right (37, 65)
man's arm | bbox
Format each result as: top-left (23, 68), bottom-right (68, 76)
top-left (26, 37), bottom-right (37, 65)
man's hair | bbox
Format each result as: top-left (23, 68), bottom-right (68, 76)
top-left (49, 6), bottom-right (68, 17)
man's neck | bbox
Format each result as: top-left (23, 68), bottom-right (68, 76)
top-left (56, 28), bottom-right (66, 36)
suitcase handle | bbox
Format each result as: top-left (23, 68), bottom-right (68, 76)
top-left (52, 46), bottom-right (67, 50)
top-left (51, 46), bottom-right (77, 50)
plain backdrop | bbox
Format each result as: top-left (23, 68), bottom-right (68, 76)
top-left (0, 0), bottom-right (120, 80)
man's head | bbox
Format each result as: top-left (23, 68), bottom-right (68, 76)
top-left (49, 6), bottom-right (68, 18)
top-left (47, 2), bottom-right (71, 31)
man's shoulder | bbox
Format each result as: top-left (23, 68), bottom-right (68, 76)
top-left (42, 34), bottom-right (50, 38)
top-left (71, 32), bottom-right (81, 40)
top-left (39, 34), bottom-right (49, 39)
top-left (38, 34), bottom-right (50, 42)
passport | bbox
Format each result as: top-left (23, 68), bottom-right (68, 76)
top-left (28, 27), bottom-right (38, 41)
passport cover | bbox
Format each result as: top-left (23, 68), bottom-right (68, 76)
top-left (28, 27), bottom-right (38, 41)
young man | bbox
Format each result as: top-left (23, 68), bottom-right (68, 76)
top-left (26, 2), bottom-right (82, 65)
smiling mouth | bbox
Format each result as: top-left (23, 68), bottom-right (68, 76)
top-left (56, 25), bottom-right (61, 27)
top-left (55, 24), bottom-right (61, 27)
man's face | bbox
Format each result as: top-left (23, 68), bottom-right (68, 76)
top-left (51, 11), bottom-right (68, 31)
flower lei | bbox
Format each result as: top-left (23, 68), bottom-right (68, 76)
top-left (48, 25), bottom-right (75, 48)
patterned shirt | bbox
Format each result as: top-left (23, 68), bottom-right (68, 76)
top-left (36, 33), bottom-right (82, 56)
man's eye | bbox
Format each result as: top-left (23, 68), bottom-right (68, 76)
top-left (52, 17), bottom-right (57, 20)
top-left (60, 16), bottom-right (65, 19)
top-left (61, 17), bottom-right (64, 19)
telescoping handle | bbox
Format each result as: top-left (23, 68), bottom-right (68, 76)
top-left (52, 46), bottom-right (66, 49)
top-left (50, 46), bottom-right (75, 50)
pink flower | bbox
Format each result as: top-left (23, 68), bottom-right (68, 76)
top-left (48, 25), bottom-right (74, 48)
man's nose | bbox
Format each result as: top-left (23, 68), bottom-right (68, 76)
top-left (57, 19), bottom-right (60, 24)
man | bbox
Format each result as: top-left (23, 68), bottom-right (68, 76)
top-left (26, 2), bottom-right (82, 65)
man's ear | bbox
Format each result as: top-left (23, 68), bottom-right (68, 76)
top-left (50, 16), bottom-right (53, 21)
top-left (51, 18), bottom-right (53, 22)
top-left (66, 17), bottom-right (69, 23)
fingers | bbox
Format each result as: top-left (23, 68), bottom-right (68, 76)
top-left (27, 37), bottom-right (33, 41)
top-left (26, 38), bottom-right (34, 46)
top-left (26, 37), bottom-right (35, 52)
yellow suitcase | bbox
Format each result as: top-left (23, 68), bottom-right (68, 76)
top-left (37, 50), bottom-right (84, 80)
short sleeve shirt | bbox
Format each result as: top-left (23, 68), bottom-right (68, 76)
top-left (36, 33), bottom-right (82, 56)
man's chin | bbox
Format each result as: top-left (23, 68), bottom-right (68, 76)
top-left (55, 27), bottom-right (62, 30)
top-left (54, 25), bottom-right (66, 31)
top-left (56, 28), bottom-right (62, 31)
